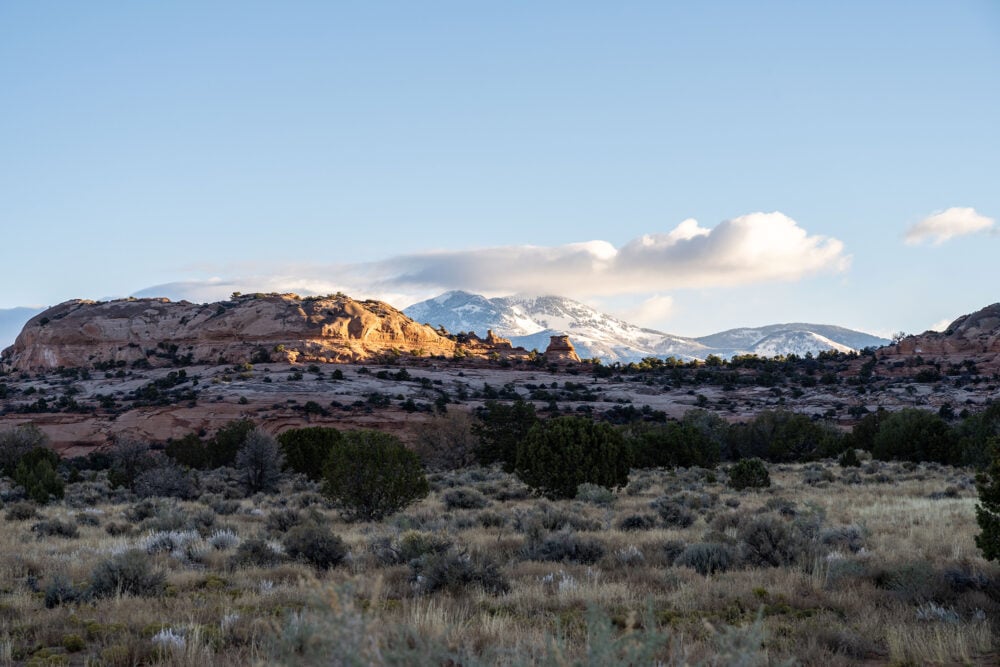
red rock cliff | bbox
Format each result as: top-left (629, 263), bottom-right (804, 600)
top-left (1, 293), bottom-right (520, 371)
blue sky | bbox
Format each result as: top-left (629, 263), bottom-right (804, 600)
top-left (2, 1), bottom-right (998, 336)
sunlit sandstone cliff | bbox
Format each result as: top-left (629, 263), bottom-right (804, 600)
top-left (1, 293), bottom-right (529, 371)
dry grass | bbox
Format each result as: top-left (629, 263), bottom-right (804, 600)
top-left (0, 459), bottom-right (995, 665)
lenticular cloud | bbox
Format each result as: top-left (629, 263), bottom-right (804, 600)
top-left (135, 212), bottom-right (849, 303)
top-left (378, 212), bottom-right (849, 296)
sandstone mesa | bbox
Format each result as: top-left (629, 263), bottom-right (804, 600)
top-left (0, 293), bottom-right (585, 372)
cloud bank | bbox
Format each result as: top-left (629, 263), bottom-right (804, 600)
top-left (371, 212), bottom-right (848, 296)
top-left (618, 295), bottom-right (676, 328)
top-left (904, 207), bottom-right (994, 246)
top-left (134, 212), bottom-right (849, 306)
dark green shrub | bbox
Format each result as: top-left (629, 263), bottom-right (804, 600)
top-left (266, 508), bottom-right (304, 534)
top-left (820, 525), bottom-right (866, 553)
top-left (4, 502), bottom-right (38, 521)
top-left (727, 458), bottom-right (770, 490)
top-left (616, 514), bottom-right (657, 531)
top-left (515, 416), bottom-right (630, 500)
top-left (11, 446), bottom-right (64, 504)
top-left (76, 512), bottom-right (101, 527)
top-left (838, 448), bottom-right (861, 468)
top-left (0, 424), bottom-right (48, 473)
top-left (165, 433), bottom-right (210, 469)
top-left (208, 418), bottom-right (257, 468)
top-left (230, 537), bottom-right (286, 568)
top-left (278, 426), bottom-right (343, 481)
top-left (975, 440), bottom-right (1000, 561)
top-left (661, 539), bottom-right (687, 565)
top-left (410, 550), bottom-right (510, 595)
top-left (871, 408), bottom-right (958, 464)
top-left (575, 483), bottom-right (616, 505)
top-left (202, 494), bottom-right (240, 515)
top-left (626, 420), bottom-right (721, 469)
top-left (954, 402), bottom-right (1000, 468)
top-left (727, 410), bottom-right (842, 462)
top-left (523, 530), bottom-right (606, 564)
top-left (107, 437), bottom-right (156, 490)
top-left (105, 521), bottom-right (132, 536)
top-left (322, 430), bottom-right (429, 522)
top-left (512, 502), bottom-right (602, 533)
top-left (846, 408), bottom-right (886, 453)
top-left (472, 399), bottom-right (538, 471)
top-left (62, 633), bottom-right (86, 652)
top-left (123, 498), bottom-right (160, 523)
top-left (31, 518), bottom-right (80, 539)
top-left (282, 524), bottom-right (347, 569)
top-left (45, 575), bottom-right (85, 608)
top-left (89, 550), bottom-right (166, 598)
top-left (442, 487), bottom-right (489, 510)
top-left (478, 510), bottom-right (508, 528)
top-left (651, 498), bottom-right (696, 528)
top-left (674, 542), bottom-right (734, 575)
top-left (737, 516), bottom-right (803, 567)
top-left (870, 560), bottom-right (944, 604)
top-left (395, 530), bottom-right (452, 563)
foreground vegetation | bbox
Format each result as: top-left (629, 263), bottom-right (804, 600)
top-left (0, 446), bottom-right (996, 665)
top-left (0, 378), bottom-right (998, 665)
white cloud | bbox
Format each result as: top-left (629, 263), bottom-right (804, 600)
top-left (929, 317), bottom-right (955, 333)
top-left (374, 212), bottom-right (848, 295)
top-left (904, 207), bottom-right (994, 246)
top-left (133, 212), bottom-right (849, 306)
top-left (617, 295), bottom-right (675, 329)
top-left (132, 275), bottom-right (433, 311)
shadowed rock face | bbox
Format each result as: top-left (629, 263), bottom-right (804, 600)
top-left (885, 302), bottom-right (1000, 366)
top-left (0, 293), bottom-right (519, 371)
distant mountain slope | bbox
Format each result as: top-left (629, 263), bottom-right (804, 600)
top-left (405, 291), bottom-right (709, 361)
top-left (0, 307), bottom-right (44, 349)
top-left (405, 291), bottom-right (890, 362)
top-left (745, 331), bottom-right (854, 358)
top-left (695, 324), bottom-right (889, 358)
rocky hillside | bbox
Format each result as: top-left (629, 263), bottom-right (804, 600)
top-left (885, 302), bottom-right (1000, 366)
top-left (0, 293), bottom-right (527, 372)
top-left (405, 291), bottom-right (889, 361)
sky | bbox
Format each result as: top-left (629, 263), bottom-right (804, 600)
top-left (2, 1), bottom-right (998, 337)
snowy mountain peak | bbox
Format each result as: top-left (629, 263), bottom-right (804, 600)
top-left (748, 331), bottom-right (854, 358)
top-left (404, 292), bottom-right (891, 362)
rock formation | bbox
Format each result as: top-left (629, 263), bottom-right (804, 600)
top-left (1, 293), bottom-right (527, 371)
top-left (544, 335), bottom-right (581, 363)
top-left (881, 302), bottom-right (1000, 369)
top-left (484, 329), bottom-right (513, 349)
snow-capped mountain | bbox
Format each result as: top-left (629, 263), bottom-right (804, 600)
top-left (405, 291), bottom-right (709, 361)
top-left (404, 291), bottom-right (891, 362)
top-left (742, 331), bottom-right (853, 358)
top-left (694, 324), bottom-right (888, 358)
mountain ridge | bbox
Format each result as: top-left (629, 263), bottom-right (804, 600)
top-left (405, 290), bottom-right (890, 361)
